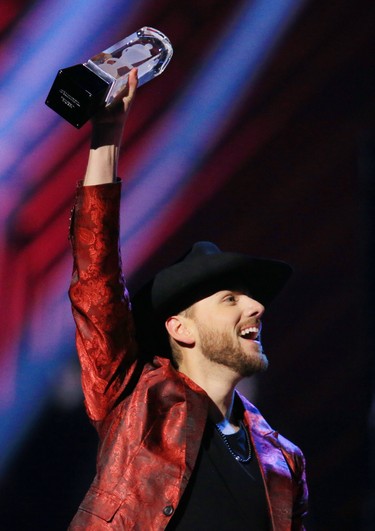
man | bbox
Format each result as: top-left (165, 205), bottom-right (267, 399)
top-left (68, 69), bottom-right (308, 530)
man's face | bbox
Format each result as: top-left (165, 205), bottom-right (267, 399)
top-left (190, 290), bottom-right (267, 377)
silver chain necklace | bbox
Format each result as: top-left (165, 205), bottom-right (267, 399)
top-left (215, 421), bottom-right (252, 463)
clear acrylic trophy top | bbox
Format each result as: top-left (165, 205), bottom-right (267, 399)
top-left (86, 27), bottom-right (173, 106)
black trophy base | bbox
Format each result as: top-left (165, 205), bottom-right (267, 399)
top-left (45, 64), bottom-right (111, 128)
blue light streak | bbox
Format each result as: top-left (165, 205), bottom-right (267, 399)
top-left (0, 0), bottom-right (143, 180)
top-left (121, 0), bottom-right (308, 258)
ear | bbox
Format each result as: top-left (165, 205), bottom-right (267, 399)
top-left (165, 315), bottom-right (195, 346)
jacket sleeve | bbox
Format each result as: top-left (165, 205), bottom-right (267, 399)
top-left (68, 180), bottom-right (138, 422)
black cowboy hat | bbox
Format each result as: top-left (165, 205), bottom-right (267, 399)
top-left (132, 241), bottom-right (292, 360)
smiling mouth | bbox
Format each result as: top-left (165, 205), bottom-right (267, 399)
top-left (239, 326), bottom-right (260, 341)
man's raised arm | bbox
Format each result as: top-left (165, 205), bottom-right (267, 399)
top-left (69, 69), bottom-right (139, 423)
top-left (83, 68), bottom-right (138, 186)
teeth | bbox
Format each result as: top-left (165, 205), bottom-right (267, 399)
top-left (240, 327), bottom-right (259, 337)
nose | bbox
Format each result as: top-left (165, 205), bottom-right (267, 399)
top-left (242, 295), bottom-right (265, 318)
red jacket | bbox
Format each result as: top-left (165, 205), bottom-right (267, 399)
top-left (68, 182), bottom-right (308, 530)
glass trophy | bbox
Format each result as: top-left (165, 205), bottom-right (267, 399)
top-left (45, 27), bottom-right (173, 128)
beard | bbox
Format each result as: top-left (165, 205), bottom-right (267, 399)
top-left (195, 321), bottom-right (269, 377)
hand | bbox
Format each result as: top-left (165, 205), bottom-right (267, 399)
top-left (91, 68), bottom-right (138, 129)
top-left (90, 68), bottom-right (138, 148)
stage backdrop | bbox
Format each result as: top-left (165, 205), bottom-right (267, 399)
top-left (0, 0), bottom-right (374, 529)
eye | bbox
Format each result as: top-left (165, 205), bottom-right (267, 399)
top-left (223, 293), bottom-right (237, 304)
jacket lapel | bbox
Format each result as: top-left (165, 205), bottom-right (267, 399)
top-left (243, 406), bottom-right (294, 530)
top-left (181, 382), bottom-right (296, 530)
top-left (182, 378), bottom-right (209, 487)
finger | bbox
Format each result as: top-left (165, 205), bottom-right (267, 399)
top-left (122, 68), bottom-right (138, 105)
top-left (128, 68), bottom-right (139, 94)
